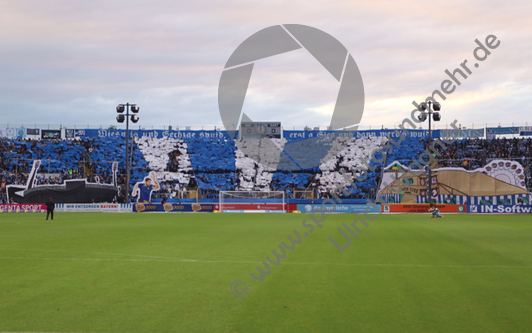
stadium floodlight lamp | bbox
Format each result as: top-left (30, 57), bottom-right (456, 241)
top-left (417, 100), bottom-right (442, 205)
top-left (114, 102), bottom-right (140, 205)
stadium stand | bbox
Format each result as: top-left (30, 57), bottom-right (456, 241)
top-left (314, 136), bottom-right (388, 199)
top-left (1, 134), bottom-right (532, 204)
top-left (135, 136), bottom-right (192, 183)
top-left (433, 137), bottom-right (532, 173)
top-left (385, 136), bottom-right (425, 168)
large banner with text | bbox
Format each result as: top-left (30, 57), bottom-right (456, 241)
top-left (76, 128), bottom-right (485, 141)
top-left (78, 129), bottom-right (232, 140)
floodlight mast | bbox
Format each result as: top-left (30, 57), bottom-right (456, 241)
top-left (418, 101), bottom-right (441, 203)
top-left (116, 103), bottom-right (140, 203)
top-left (428, 101), bottom-right (433, 204)
top-left (417, 101), bottom-right (441, 203)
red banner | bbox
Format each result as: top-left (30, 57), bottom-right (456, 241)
top-left (0, 204), bottom-right (46, 212)
top-left (214, 203), bottom-right (285, 211)
top-left (286, 204), bottom-right (297, 212)
top-left (383, 204), bottom-right (466, 213)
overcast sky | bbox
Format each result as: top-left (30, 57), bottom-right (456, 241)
top-left (0, 0), bottom-right (531, 131)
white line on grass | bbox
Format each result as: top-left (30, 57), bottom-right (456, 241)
top-left (0, 256), bottom-right (198, 262)
top-left (0, 248), bottom-right (186, 261)
top-left (0, 332), bottom-right (101, 333)
top-left (0, 256), bottom-right (531, 268)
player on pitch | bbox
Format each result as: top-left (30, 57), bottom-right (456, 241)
top-left (45, 196), bottom-right (55, 220)
top-left (429, 202), bottom-right (443, 218)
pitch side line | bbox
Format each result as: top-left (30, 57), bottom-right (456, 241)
top-left (0, 248), bottom-right (184, 261)
top-left (0, 256), bottom-right (531, 268)
top-left (0, 257), bottom-right (198, 262)
top-left (0, 332), bottom-right (101, 333)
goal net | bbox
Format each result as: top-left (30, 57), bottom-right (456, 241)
top-left (219, 191), bottom-right (285, 213)
top-left (294, 190), bottom-right (314, 199)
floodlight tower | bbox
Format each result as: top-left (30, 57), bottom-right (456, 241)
top-left (417, 101), bottom-right (441, 204)
top-left (116, 103), bottom-right (140, 203)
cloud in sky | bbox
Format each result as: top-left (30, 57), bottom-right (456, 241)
top-left (0, 0), bottom-right (531, 131)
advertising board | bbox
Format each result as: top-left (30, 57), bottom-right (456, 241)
top-left (468, 205), bottom-right (532, 213)
top-left (134, 203), bottom-right (214, 212)
top-left (382, 204), bottom-right (466, 213)
top-left (214, 203), bottom-right (285, 212)
top-left (55, 203), bottom-right (132, 212)
top-left (41, 130), bottom-right (61, 140)
top-left (486, 127), bottom-right (519, 135)
top-left (297, 204), bottom-right (381, 213)
top-left (0, 204), bottom-right (46, 212)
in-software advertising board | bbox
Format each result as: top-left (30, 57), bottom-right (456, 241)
top-left (468, 205), bottom-right (532, 213)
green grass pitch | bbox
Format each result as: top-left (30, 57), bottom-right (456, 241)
top-left (1, 212), bottom-right (532, 332)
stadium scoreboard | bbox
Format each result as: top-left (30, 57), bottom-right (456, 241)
top-left (520, 126), bottom-right (532, 136)
top-left (239, 122), bottom-right (282, 139)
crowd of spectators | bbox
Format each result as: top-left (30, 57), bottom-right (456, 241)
top-left (431, 137), bottom-right (531, 169)
top-left (1, 138), bottom-right (29, 203)
top-left (2, 135), bottom-right (532, 204)
top-left (424, 137), bottom-right (532, 189)
top-left (0, 137), bottom-right (125, 203)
